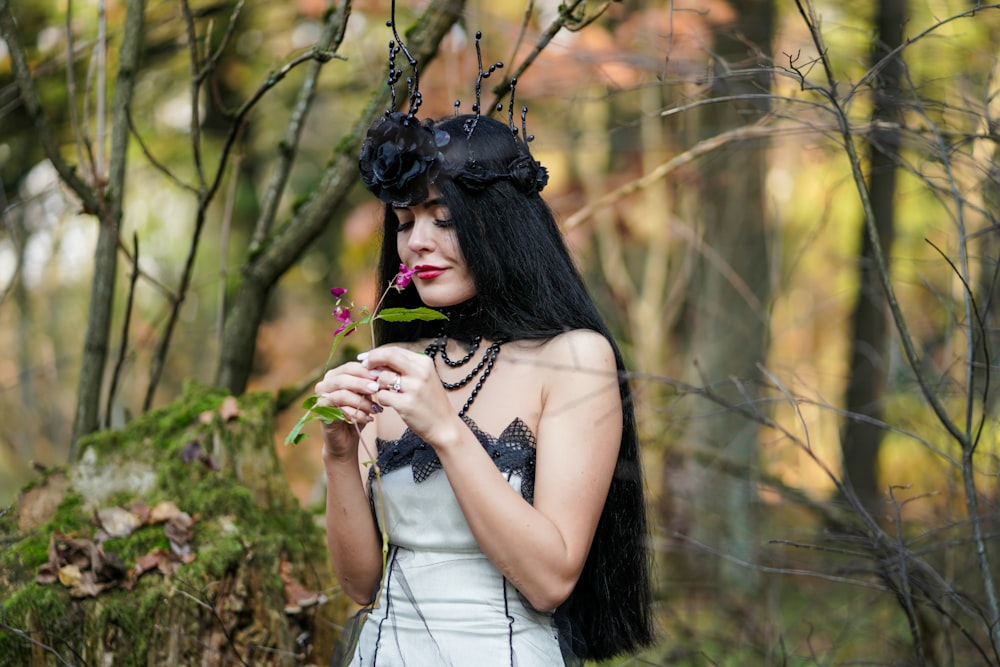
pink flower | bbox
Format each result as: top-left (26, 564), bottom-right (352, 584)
top-left (330, 287), bottom-right (348, 299)
top-left (394, 263), bottom-right (417, 290)
top-left (333, 306), bottom-right (355, 336)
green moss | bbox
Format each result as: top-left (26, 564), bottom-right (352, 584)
top-left (77, 382), bottom-right (230, 461)
top-left (0, 383), bottom-right (339, 665)
top-left (0, 584), bottom-right (81, 666)
top-left (102, 529), bottom-right (170, 564)
top-left (48, 492), bottom-right (88, 534)
top-left (9, 533), bottom-right (49, 569)
top-left (191, 533), bottom-right (245, 580)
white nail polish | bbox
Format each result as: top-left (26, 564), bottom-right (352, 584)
top-left (369, 369), bottom-right (382, 377)
top-left (366, 382), bottom-right (379, 393)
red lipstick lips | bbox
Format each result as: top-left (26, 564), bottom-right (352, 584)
top-left (414, 265), bottom-right (445, 279)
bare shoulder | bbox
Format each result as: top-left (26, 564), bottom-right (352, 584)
top-left (539, 329), bottom-right (616, 371)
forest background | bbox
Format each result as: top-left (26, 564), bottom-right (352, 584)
top-left (2, 0), bottom-right (1000, 664)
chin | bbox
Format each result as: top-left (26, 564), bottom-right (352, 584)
top-left (414, 288), bottom-right (475, 309)
top-left (420, 296), bottom-right (464, 308)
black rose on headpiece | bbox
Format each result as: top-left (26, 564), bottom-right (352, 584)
top-left (450, 161), bottom-right (494, 191)
top-left (508, 154), bottom-right (549, 194)
top-left (359, 112), bottom-right (451, 207)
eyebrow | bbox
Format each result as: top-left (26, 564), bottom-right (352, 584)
top-left (394, 197), bottom-right (445, 213)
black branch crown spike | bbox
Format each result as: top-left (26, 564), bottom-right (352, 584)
top-left (463, 31), bottom-right (504, 139)
top-left (360, 3), bottom-right (549, 206)
top-left (506, 77), bottom-right (536, 145)
top-left (385, 0), bottom-right (421, 116)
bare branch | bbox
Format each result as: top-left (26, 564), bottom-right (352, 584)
top-left (126, 108), bottom-right (200, 196)
top-left (180, 0), bottom-right (207, 190)
top-left (485, 0), bottom-right (587, 112)
top-left (252, 0), bottom-right (353, 252)
top-left (0, 0), bottom-right (102, 215)
top-left (106, 233), bottom-right (139, 429)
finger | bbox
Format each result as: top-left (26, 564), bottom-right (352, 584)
top-left (318, 367), bottom-right (383, 397)
top-left (316, 387), bottom-right (379, 418)
top-left (380, 371), bottom-right (403, 393)
top-left (365, 346), bottom-right (434, 380)
top-left (315, 362), bottom-right (370, 394)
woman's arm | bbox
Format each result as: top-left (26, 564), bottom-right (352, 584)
top-left (316, 363), bottom-right (385, 605)
top-left (366, 330), bottom-right (622, 611)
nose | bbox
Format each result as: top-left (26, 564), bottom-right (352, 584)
top-left (406, 216), bottom-right (436, 253)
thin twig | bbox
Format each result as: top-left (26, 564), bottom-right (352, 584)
top-left (218, 154), bottom-right (241, 352)
top-left (95, 0), bottom-right (106, 177)
top-left (126, 108), bottom-right (200, 195)
top-left (64, 0), bottom-right (90, 183)
top-left (0, 618), bottom-right (76, 666)
top-left (106, 233), bottom-right (139, 428)
top-left (484, 0), bottom-right (586, 113)
top-left (180, 0), bottom-right (207, 191)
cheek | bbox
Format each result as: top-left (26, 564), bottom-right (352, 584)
top-left (396, 235), bottom-right (411, 261)
top-left (443, 233), bottom-right (467, 264)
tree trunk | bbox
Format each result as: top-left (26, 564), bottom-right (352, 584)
top-left (215, 0), bottom-right (466, 395)
top-left (840, 0), bottom-right (906, 515)
top-left (69, 0), bottom-right (146, 454)
top-left (681, 0), bottom-right (773, 593)
top-left (0, 384), bottom-right (345, 666)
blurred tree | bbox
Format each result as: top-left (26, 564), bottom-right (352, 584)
top-left (680, 0), bottom-right (774, 592)
top-left (839, 0), bottom-right (907, 516)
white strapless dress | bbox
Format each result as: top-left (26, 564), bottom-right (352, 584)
top-left (340, 418), bottom-right (569, 667)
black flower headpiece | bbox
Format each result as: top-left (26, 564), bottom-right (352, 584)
top-left (359, 112), bottom-right (451, 208)
top-left (358, 3), bottom-right (548, 207)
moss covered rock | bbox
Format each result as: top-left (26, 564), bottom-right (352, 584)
top-left (0, 383), bottom-right (347, 666)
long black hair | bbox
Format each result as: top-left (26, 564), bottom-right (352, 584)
top-left (369, 114), bottom-right (653, 660)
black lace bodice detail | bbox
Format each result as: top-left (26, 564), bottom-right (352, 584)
top-left (370, 417), bottom-right (537, 503)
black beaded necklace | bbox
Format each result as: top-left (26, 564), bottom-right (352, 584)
top-left (440, 334), bottom-right (482, 367)
top-left (425, 333), bottom-right (503, 417)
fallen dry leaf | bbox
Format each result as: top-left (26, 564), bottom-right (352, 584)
top-left (128, 501), bottom-right (151, 525)
top-left (97, 506), bottom-right (142, 539)
top-left (16, 472), bottom-right (68, 532)
top-left (149, 500), bottom-right (184, 524)
top-left (124, 547), bottom-right (188, 589)
top-left (58, 564), bottom-right (82, 587)
top-left (37, 531), bottom-right (130, 597)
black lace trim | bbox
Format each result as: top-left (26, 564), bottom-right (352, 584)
top-left (370, 417), bottom-right (537, 503)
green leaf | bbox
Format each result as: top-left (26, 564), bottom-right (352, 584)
top-left (377, 307), bottom-right (448, 322)
top-left (313, 405), bottom-right (347, 422)
top-left (284, 414), bottom-right (310, 446)
top-left (301, 395), bottom-right (319, 409)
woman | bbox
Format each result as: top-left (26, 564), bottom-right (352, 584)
top-left (316, 110), bottom-right (652, 665)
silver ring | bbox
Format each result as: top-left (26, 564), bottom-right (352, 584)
top-left (391, 377), bottom-right (402, 392)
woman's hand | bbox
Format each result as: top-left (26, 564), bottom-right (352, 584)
top-left (360, 345), bottom-right (464, 447)
top-left (314, 361), bottom-right (383, 460)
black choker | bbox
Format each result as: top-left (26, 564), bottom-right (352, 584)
top-left (436, 299), bottom-right (493, 343)
top-left (425, 333), bottom-right (503, 417)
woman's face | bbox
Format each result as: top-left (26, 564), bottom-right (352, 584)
top-left (394, 189), bottom-right (476, 308)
